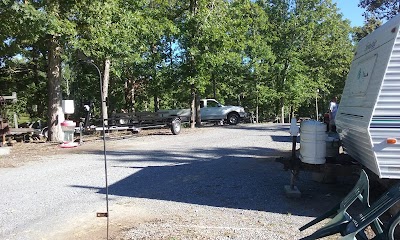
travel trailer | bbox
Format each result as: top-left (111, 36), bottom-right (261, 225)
top-left (336, 14), bottom-right (400, 179)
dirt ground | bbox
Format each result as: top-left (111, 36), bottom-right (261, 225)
top-left (46, 201), bottom-right (156, 240)
top-left (0, 128), bottom-right (176, 168)
top-left (0, 128), bottom-right (183, 240)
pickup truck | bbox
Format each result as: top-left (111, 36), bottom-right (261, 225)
top-left (158, 99), bottom-right (247, 125)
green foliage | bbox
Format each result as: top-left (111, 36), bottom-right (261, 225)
top-left (359, 0), bottom-right (400, 21)
top-left (0, 0), bottom-right (355, 123)
top-left (267, 0), bottom-right (353, 119)
top-left (352, 17), bottom-right (382, 42)
top-left (356, 0), bottom-right (395, 43)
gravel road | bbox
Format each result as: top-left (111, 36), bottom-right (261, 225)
top-left (0, 123), bottom-right (358, 240)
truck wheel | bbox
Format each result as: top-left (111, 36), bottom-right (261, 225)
top-left (227, 113), bottom-right (240, 125)
top-left (41, 127), bottom-right (48, 141)
top-left (170, 118), bottom-right (181, 135)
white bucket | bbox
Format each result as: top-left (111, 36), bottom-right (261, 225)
top-left (61, 120), bottom-right (76, 142)
top-left (62, 100), bottom-right (75, 114)
top-left (300, 120), bottom-right (327, 164)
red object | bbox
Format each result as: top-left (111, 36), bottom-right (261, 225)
top-left (61, 120), bottom-right (76, 127)
top-left (323, 112), bottom-right (330, 123)
top-left (60, 142), bottom-right (79, 148)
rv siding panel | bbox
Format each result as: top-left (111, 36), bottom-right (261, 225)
top-left (337, 110), bottom-right (380, 175)
top-left (371, 29), bottom-right (400, 179)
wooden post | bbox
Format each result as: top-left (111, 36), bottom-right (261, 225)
top-left (1, 93), bottom-right (18, 130)
top-left (13, 113), bottom-right (18, 128)
top-left (0, 119), bottom-right (5, 146)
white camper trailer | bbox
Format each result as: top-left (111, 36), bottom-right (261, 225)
top-left (336, 14), bottom-right (400, 179)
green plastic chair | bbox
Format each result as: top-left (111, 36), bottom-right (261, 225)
top-left (340, 183), bottom-right (400, 240)
top-left (381, 211), bottom-right (400, 240)
top-left (359, 211), bottom-right (400, 240)
top-left (299, 169), bottom-right (370, 239)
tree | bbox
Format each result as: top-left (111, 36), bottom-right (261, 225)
top-left (359, 0), bottom-right (400, 20)
top-left (176, 0), bottom-right (233, 127)
top-left (267, 0), bottom-right (353, 122)
top-left (1, 1), bottom-right (77, 142)
top-left (356, 0), bottom-right (396, 42)
top-left (226, 0), bottom-right (276, 122)
top-left (137, 1), bottom-right (180, 112)
top-left (72, 0), bottom-right (180, 120)
top-left (42, 1), bottom-right (76, 142)
top-left (73, 0), bottom-right (125, 125)
top-left (0, 0), bottom-right (355, 130)
top-left (0, 1), bottom-right (48, 122)
top-left (352, 17), bottom-right (382, 42)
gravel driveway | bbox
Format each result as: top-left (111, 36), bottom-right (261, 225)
top-left (0, 123), bottom-right (358, 239)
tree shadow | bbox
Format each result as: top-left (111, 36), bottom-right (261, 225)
top-left (271, 135), bottom-right (300, 143)
top-left (71, 146), bottom-right (356, 217)
top-left (225, 123), bottom-right (290, 132)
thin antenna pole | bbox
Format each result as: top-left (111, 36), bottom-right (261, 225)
top-left (87, 60), bottom-right (110, 239)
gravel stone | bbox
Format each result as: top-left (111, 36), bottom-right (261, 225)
top-left (0, 123), bottom-right (357, 240)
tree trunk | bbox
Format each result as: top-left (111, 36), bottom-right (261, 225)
top-left (102, 59), bottom-right (110, 125)
top-left (315, 90), bottom-right (319, 120)
top-left (280, 59), bottom-right (290, 124)
top-left (291, 109), bottom-right (295, 120)
top-left (280, 99), bottom-right (285, 124)
top-left (190, 0), bottom-right (198, 15)
top-left (256, 89), bottom-right (259, 123)
top-left (32, 46), bottom-right (43, 118)
top-left (213, 78), bottom-right (216, 99)
top-left (195, 94), bottom-right (201, 127)
top-left (190, 84), bottom-right (196, 129)
top-left (47, 35), bottom-right (63, 142)
top-left (189, 0), bottom-right (198, 129)
top-left (124, 78), bottom-right (135, 112)
top-left (154, 95), bottom-right (160, 112)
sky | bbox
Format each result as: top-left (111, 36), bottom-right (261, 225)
top-left (332, 0), bottom-right (365, 27)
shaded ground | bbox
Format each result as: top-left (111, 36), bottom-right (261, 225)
top-left (0, 127), bottom-right (198, 168)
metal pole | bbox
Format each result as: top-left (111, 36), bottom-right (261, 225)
top-left (86, 60), bottom-right (109, 239)
top-left (289, 118), bottom-right (299, 190)
top-left (290, 136), bottom-right (297, 190)
top-left (79, 122), bottom-right (83, 145)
